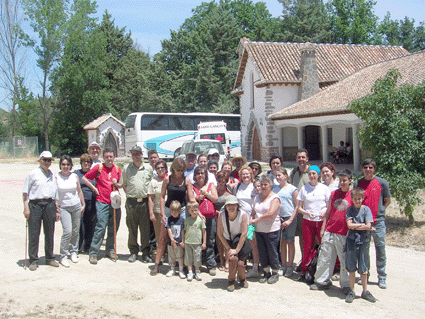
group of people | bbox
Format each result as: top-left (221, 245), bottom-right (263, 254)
top-left (23, 145), bottom-right (391, 301)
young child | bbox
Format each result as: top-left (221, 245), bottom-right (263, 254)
top-left (182, 201), bottom-right (206, 282)
top-left (310, 169), bottom-right (352, 293)
top-left (345, 187), bottom-right (376, 303)
top-left (165, 200), bottom-right (186, 279)
top-left (275, 167), bottom-right (298, 277)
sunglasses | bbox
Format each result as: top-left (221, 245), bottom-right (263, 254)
top-left (156, 166), bottom-right (166, 170)
top-left (41, 158), bottom-right (52, 162)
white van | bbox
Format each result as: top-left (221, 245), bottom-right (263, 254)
top-left (195, 121), bottom-right (231, 159)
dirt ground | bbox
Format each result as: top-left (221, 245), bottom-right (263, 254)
top-left (1, 161), bottom-right (424, 319)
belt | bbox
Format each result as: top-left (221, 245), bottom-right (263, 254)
top-left (127, 197), bottom-right (147, 203)
top-left (30, 198), bottom-right (54, 203)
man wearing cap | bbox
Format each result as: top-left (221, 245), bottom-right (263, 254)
top-left (22, 151), bottom-right (60, 270)
top-left (185, 151), bottom-right (197, 177)
top-left (82, 148), bottom-right (122, 265)
top-left (87, 142), bottom-right (102, 167)
top-left (122, 146), bottom-right (153, 263)
top-left (207, 148), bottom-right (220, 164)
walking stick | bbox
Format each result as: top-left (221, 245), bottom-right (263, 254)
top-left (24, 220), bottom-right (28, 270)
top-left (112, 185), bottom-right (117, 262)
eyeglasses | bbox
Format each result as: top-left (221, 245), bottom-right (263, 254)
top-left (61, 163), bottom-right (71, 166)
top-left (251, 167), bottom-right (259, 171)
top-left (156, 166), bottom-right (166, 170)
top-left (363, 166), bottom-right (374, 169)
top-left (41, 158), bottom-right (52, 162)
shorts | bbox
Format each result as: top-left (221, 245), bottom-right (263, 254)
top-left (167, 245), bottom-right (184, 265)
top-left (281, 216), bottom-right (297, 243)
top-left (184, 243), bottom-right (202, 267)
top-left (345, 238), bottom-right (370, 275)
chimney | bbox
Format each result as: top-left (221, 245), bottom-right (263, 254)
top-left (298, 42), bottom-right (320, 101)
top-left (237, 37), bottom-right (250, 59)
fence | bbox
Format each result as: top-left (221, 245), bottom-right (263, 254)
top-left (0, 136), bottom-right (39, 158)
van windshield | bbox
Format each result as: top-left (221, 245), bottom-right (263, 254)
top-left (200, 133), bottom-right (225, 144)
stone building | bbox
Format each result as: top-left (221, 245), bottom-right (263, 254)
top-left (84, 113), bottom-right (125, 157)
top-left (231, 38), bottom-right (408, 162)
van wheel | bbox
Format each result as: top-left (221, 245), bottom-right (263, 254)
top-left (174, 147), bottom-right (181, 158)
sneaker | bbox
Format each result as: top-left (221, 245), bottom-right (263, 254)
top-left (240, 279), bottom-right (249, 289)
top-left (209, 268), bottom-right (217, 276)
top-left (89, 255), bottom-right (97, 265)
top-left (378, 278), bottom-right (387, 289)
top-left (297, 274), bottom-right (306, 282)
top-left (150, 264), bottom-right (159, 276)
top-left (187, 272), bottom-right (193, 282)
top-left (47, 260), bottom-right (59, 267)
top-left (310, 281), bottom-right (332, 290)
top-left (227, 280), bottom-right (235, 292)
top-left (246, 269), bottom-right (259, 278)
top-left (70, 253), bottom-right (79, 263)
top-left (179, 271), bottom-right (186, 279)
top-left (345, 290), bottom-right (355, 303)
top-left (295, 264), bottom-right (302, 273)
top-left (166, 269), bottom-right (175, 277)
top-left (141, 254), bottom-right (153, 263)
top-left (259, 272), bottom-right (271, 284)
top-left (106, 252), bottom-right (116, 261)
top-left (29, 262), bottom-right (38, 271)
top-left (60, 257), bottom-right (70, 268)
top-left (342, 287), bottom-right (351, 295)
top-left (331, 273), bottom-right (340, 281)
top-left (195, 272), bottom-right (202, 281)
top-left (284, 267), bottom-right (293, 277)
top-left (128, 254), bottom-right (137, 263)
top-left (267, 274), bottom-right (279, 284)
top-left (278, 267), bottom-right (287, 276)
top-left (361, 290), bottom-right (376, 303)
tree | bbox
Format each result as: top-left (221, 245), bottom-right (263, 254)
top-left (155, 3), bottom-right (242, 113)
top-left (22, 0), bottom-right (69, 150)
top-left (327, 0), bottom-right (379, 44)
top-left (349, 70), bottom-right (425, 224)
top-left (0, 0), bottom-right (26, 139)
top-left (278, 0), bottom-right (331, 43)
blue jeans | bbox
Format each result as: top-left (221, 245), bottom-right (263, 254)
top-left (256, 230), bottom-right (281, 271)
top-left (202, 216), bottom-right (217, 269)
top-left (89, 202), bottom-right (121, 256)
top-left (370, 219), bottom-right (386, 280)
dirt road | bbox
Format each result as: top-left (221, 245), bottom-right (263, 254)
top-left (0, 162), bottom-right (423, 318)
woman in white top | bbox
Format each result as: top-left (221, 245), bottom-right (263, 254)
top-left (296, 165), bottom-right (331, 281)
top-left (250, 174), bottom-right (281, 284)
top-left (320, 162), bottom-right (338, 191)
top-left (56, 155), bottom-right (85, 267)
top-left (233, 166), bottom-right (260, 278)
top-left (217, 195), bottom-right (249, 292)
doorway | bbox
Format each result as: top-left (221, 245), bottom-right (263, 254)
top-left (104, 131), bottom-right (118, 156)
top-left (252, 126), bottom-right (261, 160)
top-left (304, 125), bottom-right (320, 160)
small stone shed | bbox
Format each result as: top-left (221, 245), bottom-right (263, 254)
top-left (84, 113), bottom-right (125, 157)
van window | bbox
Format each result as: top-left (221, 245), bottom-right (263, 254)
top-left (125, 115), bottom-right (137, 129)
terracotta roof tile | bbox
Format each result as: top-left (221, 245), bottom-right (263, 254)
top-left (234, 41), bottom-right (409, 89)
top-left (84, 113), bottom-right (125, 130)
top-left (270, 50), bottom-right (425, 120)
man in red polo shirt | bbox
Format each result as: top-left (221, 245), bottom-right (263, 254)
top-left (82, 148), bottom-right (122, 265)
top-left (354, 159), bottom-right (391, 289)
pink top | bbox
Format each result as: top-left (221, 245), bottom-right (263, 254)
top-left (253, 193), bottom-right (281, 233)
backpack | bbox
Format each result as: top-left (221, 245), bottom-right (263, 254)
top-left (193, 183), bottom-right (216, 218)
top-left (305, 245), bottom-right (321, 285)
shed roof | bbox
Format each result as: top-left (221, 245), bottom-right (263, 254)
top-left (83, 113), bottom-right (125, 130)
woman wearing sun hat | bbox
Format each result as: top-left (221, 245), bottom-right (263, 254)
top-left (217, 195), bottom-right (250, 292)
top-left (296, 165), bottom-right (331, 281)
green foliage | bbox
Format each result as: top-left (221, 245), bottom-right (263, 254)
top-left (378, 13), bottom-right (425, 52)
top-left (327, 0), bottom-right (379, 44)
top-left (15, 83), bottom-right (44, 138)
top-left (349, 70), bottom-right (425, 222)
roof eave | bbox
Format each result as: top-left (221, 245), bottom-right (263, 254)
top-left (270, 108), bottom-right (352, 121)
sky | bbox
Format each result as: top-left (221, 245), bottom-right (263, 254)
top-left (1, 0), bottom-right (424, 111)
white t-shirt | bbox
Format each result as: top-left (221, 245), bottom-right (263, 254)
top-left (56, 172), bottom-right (80, 207)
top-left (253, 193), bottom-right (281, 233)
top-left (234, 183), bottom-right (255, 216)
top-left (297, 183), bottom-right (331, 222)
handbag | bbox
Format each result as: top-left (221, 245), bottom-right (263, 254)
top-left (224, 211), bottom-right (252, 259)
top-left (194, 183), bottom-right (216, 218)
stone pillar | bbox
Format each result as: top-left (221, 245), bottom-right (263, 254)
top-left (352, 123), bottom-right (360, 171)
top-left (321, 125), bottom-right (328, 162)
top-left (297, 126), bottom-right (303, 149)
